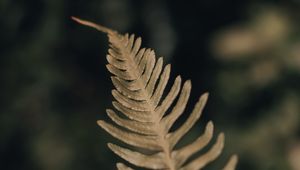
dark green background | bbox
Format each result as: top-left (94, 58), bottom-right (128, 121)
top-left (1, 0), bottom-right (300, 169)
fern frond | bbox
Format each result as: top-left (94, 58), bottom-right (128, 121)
top-left (72, 17), bottom-right (238, 170)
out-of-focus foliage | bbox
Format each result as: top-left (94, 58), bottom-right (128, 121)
top-left (0, 0), bottom-right (299, 170)
top-left (211, 4), bottom-right (300, 170)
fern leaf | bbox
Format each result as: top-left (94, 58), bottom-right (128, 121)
top-left (72, 16), bottom-right (238, 170)
top-left (117, 163), bottom-right (134, 170)
top-left (223, 155), bottom-right (238, 170)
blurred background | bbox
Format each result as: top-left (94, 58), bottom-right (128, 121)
top-left (1, 0), bottom-right (300, 169)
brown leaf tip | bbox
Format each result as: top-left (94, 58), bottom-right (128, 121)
top-left (71, 16), bottom-right (115, 34)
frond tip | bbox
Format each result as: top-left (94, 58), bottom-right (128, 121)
top-left (73, 17), bottom-right (238, 170)
top-left (71, 16), bottom-right (116, 34)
